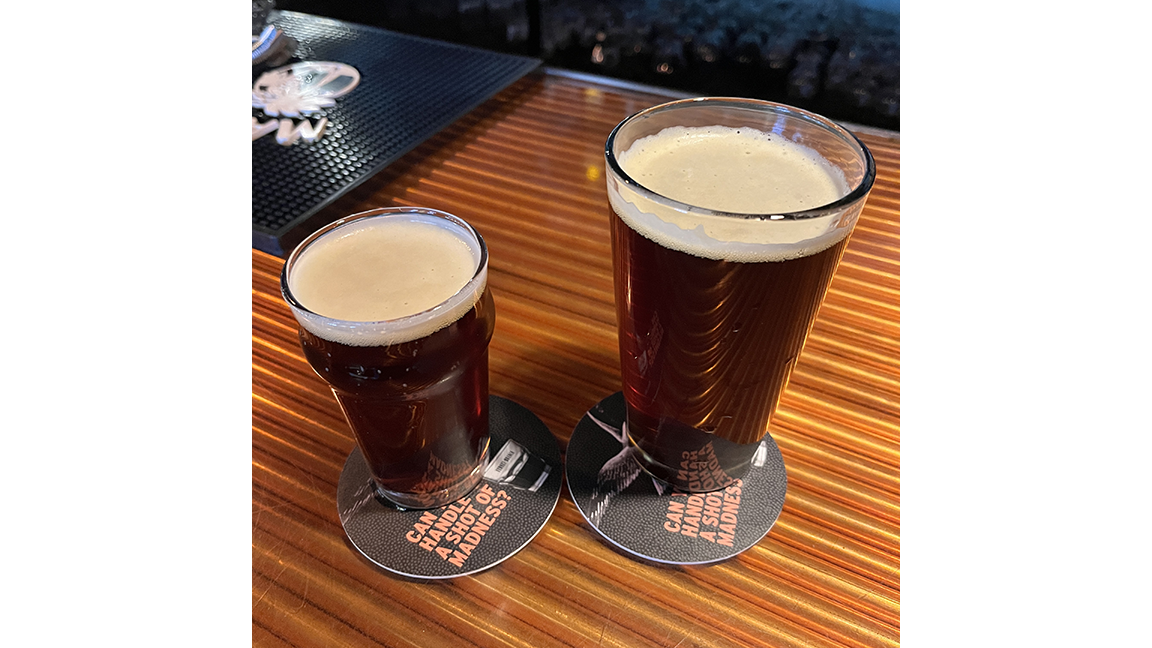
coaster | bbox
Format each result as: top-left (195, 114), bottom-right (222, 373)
top-left (566, 392), bottom-right (788, 564)
top-left (337, 396), bottom-right (561, 579)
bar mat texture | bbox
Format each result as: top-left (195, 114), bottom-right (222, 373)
top-left (252, 11), bottom-right (540, 255)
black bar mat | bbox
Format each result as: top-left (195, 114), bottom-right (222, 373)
top-left (252, 11), bottom-right (540, 256)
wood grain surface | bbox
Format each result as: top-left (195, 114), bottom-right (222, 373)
top-left (253, 69), bottom-right (900, 647)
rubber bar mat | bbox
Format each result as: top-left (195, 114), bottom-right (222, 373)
top-left (252, 11), bottom-right (540, 256)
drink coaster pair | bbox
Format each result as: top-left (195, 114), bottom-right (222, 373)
top-left (304, 96), bottom-right (873, 579)
top-left (336, 393), bottom-right (788, 577)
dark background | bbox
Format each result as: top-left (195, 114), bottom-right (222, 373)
top-left (268, 0), bottom-right (900, 131)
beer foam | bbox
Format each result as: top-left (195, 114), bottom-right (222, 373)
top-left (286, 213), bottom-right (486, 346)
top-left (610, 125), bottom-right (856, 262)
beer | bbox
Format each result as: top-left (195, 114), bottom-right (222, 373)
top-left (606, 102), bottom-right (874, 491)
top-left (282, 209), bottom-right (495, 509)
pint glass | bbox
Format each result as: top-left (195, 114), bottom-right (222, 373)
top-left (281, 207), bottom-right (496, 509)
top-left (606, 98), bottom-right (875, 492)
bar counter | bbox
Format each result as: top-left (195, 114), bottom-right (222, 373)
top-left (252, 68), bottom-right (900, 647)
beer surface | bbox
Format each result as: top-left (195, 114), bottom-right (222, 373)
top-left (612, 125), bottom-right (852, 262)
top-left (288, 214), bottom-right (484, 346)
top-left (621, 125), bottom-right (844, 214)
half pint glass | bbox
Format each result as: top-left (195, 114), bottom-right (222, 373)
top-left (606, 98), bottom-right (875, 492)
top-left (281, 207), bottom-right (496, 509)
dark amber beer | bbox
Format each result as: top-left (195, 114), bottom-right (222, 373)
top-left (606, 99), bottom-right (875, 491)
top-left (281, 208), bottom-right (495, 509)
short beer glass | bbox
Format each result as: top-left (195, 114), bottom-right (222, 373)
top-left (281, 207), bottom-right (496, 509)
top-left (606, 98), bottom-right (875, 492)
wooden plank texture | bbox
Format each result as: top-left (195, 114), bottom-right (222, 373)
top-left (253, 69), bottom-right (900, 647)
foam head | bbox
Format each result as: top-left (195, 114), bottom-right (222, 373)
top-left (606, 99), bottom-right (874, 263)
top-left (282, 208), bottom-right (487, 346)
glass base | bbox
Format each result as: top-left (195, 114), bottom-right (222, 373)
top-left (336, 396), bottom-right (563, 579)
top-left (566, 392), bottom-right (789, 564)
top-left (624, 421), bottom-right (755, 494)
top-left (373, 448), bottom-right (489, 510)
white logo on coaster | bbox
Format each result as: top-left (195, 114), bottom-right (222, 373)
top-left (484, 440), bottom-right (552, 493)
top-left (252, 61), bottom-right (361, 146)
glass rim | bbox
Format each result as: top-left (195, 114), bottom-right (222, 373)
top-left (280, 206), bottom-right (489, 327)
top-left (604, 97), bottom-right (877, 221)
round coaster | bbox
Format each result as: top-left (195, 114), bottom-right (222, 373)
top-left (566, 392), bottom-right (788, 564)
top-left (337, 396), bottom-right (562, 579)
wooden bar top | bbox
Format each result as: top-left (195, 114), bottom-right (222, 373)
top-left (253, 68), bottom-right (900, 647)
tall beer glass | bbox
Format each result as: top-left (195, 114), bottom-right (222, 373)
top-left (281, 207), bottom-right (495, 509)
top-left (606, 98), bottom-right (875, 492)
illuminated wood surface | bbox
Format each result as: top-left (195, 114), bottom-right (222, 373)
top-left (253, 69), bottom-right (900, 647)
